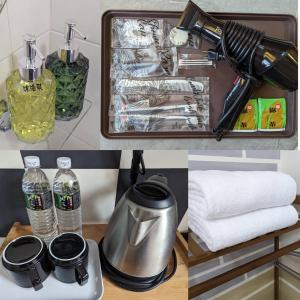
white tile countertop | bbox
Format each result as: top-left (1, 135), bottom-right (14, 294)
top-left (0, 99), bottom-right (99, 150)
top-left (98, 0), bottom-right (298, 150)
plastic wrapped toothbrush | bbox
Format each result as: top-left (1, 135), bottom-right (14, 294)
top-left (109, 94), bottom-right (209, 117)
top-left (113, 77), bottom-right (210, 95)
top-left (111, 48), bottom-right (215, 79)
top-left (112, 18), bottom-right (165, 48)
top-left (111, 47), bottom-right (178, 78)
top-left (110, 114), bottom-right (209, 133)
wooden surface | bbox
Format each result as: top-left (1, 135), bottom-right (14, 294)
top-left (189, 221), bottom-right (300, 267)
top-left (0, 223), bottom-right (188, 300)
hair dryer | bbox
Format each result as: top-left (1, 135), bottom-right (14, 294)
top-left (176, 1), bottom-right (298, 140)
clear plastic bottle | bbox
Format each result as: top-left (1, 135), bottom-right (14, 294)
top-left (22, 156), bottom-right (58, 244)
top-left (53, 157), bottom-right (82, 235)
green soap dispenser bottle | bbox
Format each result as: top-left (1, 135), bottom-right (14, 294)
top-left (46, 21), bottom-right (89, 121)
top-left (6, 35), bottom-right (56, 143)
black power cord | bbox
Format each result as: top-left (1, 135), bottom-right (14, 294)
top-left (213, 21), bottom-right (265, 140)
top-left (99, 239), bottom-right (177, 292)
top-left (130, 150), bottom-right (145, 185)
top-left (0, 0), bottom-right (7, 15)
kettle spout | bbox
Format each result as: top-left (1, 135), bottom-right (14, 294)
top-left (128, 207), bottom-right (160, 247)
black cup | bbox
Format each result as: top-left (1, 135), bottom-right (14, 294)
top-left (1, 235), bottom-right (51, 291)
top-left (48, 233), bottom-right (89, 286)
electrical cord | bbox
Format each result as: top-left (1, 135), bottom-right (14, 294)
top-left (213, 21), bottom-right (265, 140)
top-left (99, 239), bottom-right (177, 292)
top-left (0, 0), bottom-right (7, 15)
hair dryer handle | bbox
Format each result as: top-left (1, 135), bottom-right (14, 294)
top-left (213, 77), bottom-right (256, 141)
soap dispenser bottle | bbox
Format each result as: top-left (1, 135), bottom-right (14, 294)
top-left (46, 21), bottom-right (89, 121)
top-left (6, 35), bottom-right (56, 143)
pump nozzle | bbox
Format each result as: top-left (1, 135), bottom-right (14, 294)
top-left (19, 34), bottom-right (44, 81)
top-left (60, 21), bottom-right (87, 63)
top-left (72, 27), bottom-right (87, 41)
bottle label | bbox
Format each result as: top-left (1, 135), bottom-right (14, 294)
top-left (54, 192), bottom-right (81, 211)
top-left (24, 191), bottom-right (53, 210)
top-left (22, 83), bottom-right (43, 93)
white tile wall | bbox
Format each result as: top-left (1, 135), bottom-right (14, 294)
top-left (0, 57), bottom-right (12, 100)
top-left (62, 136), bottom-right (96, 150)
top-left (0, 0), bottom-right (100, 150)
top-left (0, 4), bottom-right (12, 61)
top-left (6, 0), bottom-right (51, 51)
top-left (51, 0), bottom-right (102, 45)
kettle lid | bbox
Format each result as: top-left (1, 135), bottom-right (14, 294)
top-left (127, 179), bottom-right (176, 209)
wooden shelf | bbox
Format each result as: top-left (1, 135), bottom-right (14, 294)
top-left (188, 221), bottom-right (300, 299)
top-left (295, 195), bottom-right (300, 205)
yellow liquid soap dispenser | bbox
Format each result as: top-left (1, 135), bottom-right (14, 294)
top-left (6, 35), bottom-right (56, 143)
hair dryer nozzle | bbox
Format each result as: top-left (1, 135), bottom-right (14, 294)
top-left (177, 1), bottom-right (224, 44)
top-left (177, 1), bottom-right (201, 30)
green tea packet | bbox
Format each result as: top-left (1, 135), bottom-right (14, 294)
top-left (233, 99), bottom-right (258, 132)
top-left (258, 98), bottom-right (286, 131)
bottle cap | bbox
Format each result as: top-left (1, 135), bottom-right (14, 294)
top-left (24, 156), bottom-right (40, 168)
top-left (57, 157), bottom-right (71, 169)
top-left (19, 34), bottom-right (44, 81)
top-left (59, 20), bottom-right (87, 64)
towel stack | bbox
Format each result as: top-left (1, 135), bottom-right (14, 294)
top-left (189, 171), bottom-right (299, 252)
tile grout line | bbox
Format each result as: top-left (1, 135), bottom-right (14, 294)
top-left (0, 30), bottom-right (50, 65)
top-left (59, 100), bottom-right (96, 150)
top-left (4, 1), bottom-right (13, 68)
top-left (208, 267), bottom-right (274, 300)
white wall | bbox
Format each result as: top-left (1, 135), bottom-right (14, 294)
top-left (0, 0), bottom-right (51, 100)
top-left (278, 151), bottom-right (300, 275)
top-left (279, 151), bottom-right (300, 194)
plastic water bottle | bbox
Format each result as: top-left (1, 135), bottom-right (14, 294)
top-left (22, 156), bottom-right (58, 244)
top-left (53, 157), bottom-right (82, 235)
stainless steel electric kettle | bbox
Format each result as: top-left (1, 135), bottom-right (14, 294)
top-left (99, 174), bottom-right (178, 292)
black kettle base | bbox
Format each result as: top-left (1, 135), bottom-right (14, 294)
top-left (98, 238), bottom-right (177, 292)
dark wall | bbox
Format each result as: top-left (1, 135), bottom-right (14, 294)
top-left (20, 151), bottom-right (122, 169)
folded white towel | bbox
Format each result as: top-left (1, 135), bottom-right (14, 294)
top-left (189, 170), bottom-right (296, 219)
top-left (189, 205), bottom-right (298, 252)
